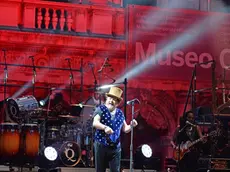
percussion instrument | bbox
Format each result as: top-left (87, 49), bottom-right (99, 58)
top-left (0, 123), bottom-right (20, 157)
top-left (46, 125), bottom-right (61, 142)
top-left (20, 124), bottom-right (40, 157)
top-left (59, 115), bottom-right (78, 119)
top-left (7, 95), bottom-right (39, 122)
top-left (60, 141), bottom-right (81, 167)
top-left (60, 124), bottom-right (82, 145)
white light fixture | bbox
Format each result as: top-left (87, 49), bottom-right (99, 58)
top-left (39, 95), bottom-right (50, 107)
top-left (44, 146), bottom-right (58, 161)
top-left (141, 144), bottom-right (152, 158)
top-left (39, 100), bottom-right (46, 106)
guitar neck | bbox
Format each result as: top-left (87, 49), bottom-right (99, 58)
top-left (189, 135), bottom-right (207, 148)
top-left (190, 138), bottom-right (202, 147)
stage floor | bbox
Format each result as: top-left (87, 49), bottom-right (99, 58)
top-left (0, 166), bottom-right (157, 172)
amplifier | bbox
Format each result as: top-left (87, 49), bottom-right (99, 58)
top-left (198, 158), bottom-right (230, 171)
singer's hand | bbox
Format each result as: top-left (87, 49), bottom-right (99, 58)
top-left (130, 119), bottom-right (138, 127)
top-left (104, 126), bottom-right (114, 134)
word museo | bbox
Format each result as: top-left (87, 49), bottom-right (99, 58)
top-left (135, 42), bottom-right (230, 69)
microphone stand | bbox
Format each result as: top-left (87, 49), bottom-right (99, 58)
top-left (90, 63), bottom-right (97, 93)
top-left (129, 101), bottom-right (135, 172)
top-left (3, 49), bottom-right (8, 122)
top-left (66, 58), bottom-right (74, 104)
top-left (98, 57), bottom-right (109, 73)
top-left (29, 56), bottom-right (36, 96)
top-left (40, 88), bottom-right (53, 153)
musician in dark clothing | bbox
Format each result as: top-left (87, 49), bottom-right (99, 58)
top-left (50, 92), bottom-right (70, 116)
top-left (170, 110), bottom-right (205, 172)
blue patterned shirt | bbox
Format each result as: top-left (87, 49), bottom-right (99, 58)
top-left (94, 104), bottom-right (125, 148)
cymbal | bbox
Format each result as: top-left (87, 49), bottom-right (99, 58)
top-left (71, 104), bottom-right (95, 108)
top-left (58, 115), bottom-right (78, 119)
top-left (34, 108), bottom-right (51, 112)
top-left (48, 127), bottom-right (59, 131)
top-left (36, 117), bottom-right (58, 121)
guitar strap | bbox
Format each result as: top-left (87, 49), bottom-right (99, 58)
top-left (186, 126), bottom-right (197, 142)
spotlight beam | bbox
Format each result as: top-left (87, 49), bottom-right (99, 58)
top-left (118, 12), bottom-right (227, 82)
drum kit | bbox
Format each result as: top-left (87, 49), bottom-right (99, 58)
top-left (0, 95), bottom-right (96, 168)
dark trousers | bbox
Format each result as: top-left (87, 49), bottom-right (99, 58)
top-left (94, 141), bottom-right (121, 172)
top-left (178, 151), bottom-right (199, 172)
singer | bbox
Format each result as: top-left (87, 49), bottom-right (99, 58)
top-left (93, 86), bottom-right (138, 172)
top-left (170, 110), bottom-right (206, 172)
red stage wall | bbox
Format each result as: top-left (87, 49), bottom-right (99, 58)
top-left (128, 5), bottom-right (230, 82)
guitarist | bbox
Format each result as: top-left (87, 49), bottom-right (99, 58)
top-left (170, 110), bottom-right (205, 172)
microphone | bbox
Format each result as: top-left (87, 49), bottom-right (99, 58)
top-left (29, 56), bottom-right (34, 59)
top-left (186, 121), bottom-right (196, 127)
top-left (127, 98), bottom-right (140, 105)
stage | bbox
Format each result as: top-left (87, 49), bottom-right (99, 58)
top-left (0, 166), bottom-right (157, 172)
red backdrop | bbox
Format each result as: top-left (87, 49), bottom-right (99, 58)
top-left (128, 5), bottom-right (230, 82)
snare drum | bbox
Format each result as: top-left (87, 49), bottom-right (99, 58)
top-left (21, 124), bottom-right (40, 157)
top-left (0, 123), bottom-right (20, 156)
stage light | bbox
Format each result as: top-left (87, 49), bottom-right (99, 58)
top-left (37, 144), bottom-right (60, 170)
top-left (141, 144), bottom-right (152, 158)
top-left (44, 146), bottom-right (58, 161)
top-left (39, 95), bottom-right (50, 106)
top-left (39, 100), bottom-right (46, 106)
top-left (134, 144), bottom-right (160, 170)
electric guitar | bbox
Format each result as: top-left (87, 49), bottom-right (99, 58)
top-left (172, 130), bottom-right (217, 161)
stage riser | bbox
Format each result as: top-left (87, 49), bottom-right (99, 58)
top-left (55, 168), bottom-right (156, 172)
top-left (0, 166), bottom-right (157, 172)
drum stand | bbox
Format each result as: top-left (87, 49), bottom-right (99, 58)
top-left (39, 88), bottom-right (53, 153)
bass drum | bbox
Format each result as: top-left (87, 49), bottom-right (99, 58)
top-left (7, 95), bottom-right (39, 123)
top-left (60, 141), bottom-right (81, 167)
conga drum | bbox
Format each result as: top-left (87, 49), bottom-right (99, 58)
top-left (21, 124), bottom-right (40, 157)
top-left (0, 123), bottom-right (20, 157)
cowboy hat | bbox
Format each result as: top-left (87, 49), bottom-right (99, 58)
top-left (105, 86), bottom-right (123, 101)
